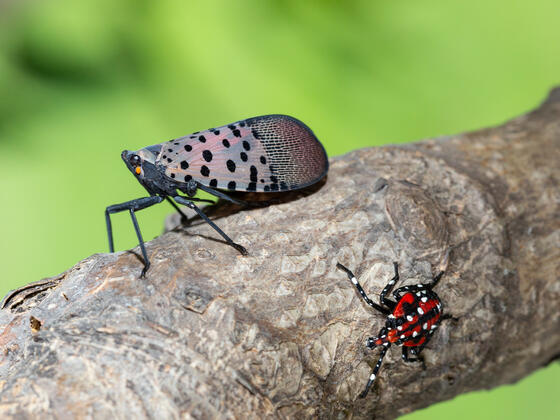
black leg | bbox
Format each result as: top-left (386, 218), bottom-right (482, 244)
top-left (129, 209), bottom-right (149, 278)
top-left (173, 196), bottom-right (248, 255)
top-left (360, 345), bottom-right (389, 398)
top-left (197, 183), bottom-right (249, 206)
top-left (428, 271), bottom-right (445, 289)
top-left (336, 263), bottom-right (390, 315)
top-left (105, 195), bottom-right (164, 275)
top-left (402, 347), bottom-right (426, 369)
top-left (379, 262), bottom-right (399, 310)
top-left (105, 196), bottom-right (164, 252)
top-left (166, 196), bottom-right (214, 222)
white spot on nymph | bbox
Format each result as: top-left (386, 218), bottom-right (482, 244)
top-left (431, 324), bottom-right (437, 330)
top-left (421, 297), bottom-right (428, 303)
top-left (389, 280), bottom-right (395, 285)
top-left (388, 314), bottom-right (395, 319)
top-left (423, 322), bottom-right (428, 330)
top-left (412, 331), bottom-right (418, 337)
top-left (400, 334), bottom-right (405, 339)
top-left (383, 342), bottom-right (389, 346)
top-left (406, 315), bottom-right (414, 321)
top-left (437, 303), bottom-right (442, 309)
top-left (417, 307), bottom-right (424, 315)
top-left (381, 335), bottom-right (386, 338)
top-left (417, 284), bottom-right (422, 287)
top-left (370, 373), bottom-right (376, 380)
top-left (351, 277), bottom-right (358, 284)
top-left (397, 326), bottom-right (403, 331)
top-left (416, 292), bottom-right (421, 297)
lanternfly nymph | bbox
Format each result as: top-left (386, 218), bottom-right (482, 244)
top-left (337, 261), bottom-right (454, 397)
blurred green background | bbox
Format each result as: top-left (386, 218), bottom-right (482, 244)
top-left (0, 0), bottom-right (558, 418)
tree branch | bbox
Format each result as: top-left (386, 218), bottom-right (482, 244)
top-left (1, 89), bottom-right (559, 419)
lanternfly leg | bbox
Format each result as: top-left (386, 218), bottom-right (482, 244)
top-left (197, 183), bottom-right (249, 206)
top-left (336, 263), bottom-right (390, 315)
top-left (105, 195), bottom-right (164, 276)
top-left (428, 271), bottom-right (445, 289)
top-left (165, 196), bottom-right (215, 221)
top-left (441, 313), bottom-right (457, 321)
top-left (360, 345), bottom-right (389, 398)
top-left (129, 209), bottom-right (150, 277)
top-left (379, 262), bottom-right (399, 310)
top-left (173, 196), bottom-right (248, 255)
top-left (402, 347), bottom-right (426, 369)
top-left (368, 327), bottom-right (389, 348)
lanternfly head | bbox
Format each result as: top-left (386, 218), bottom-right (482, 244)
top-left (122, 148), bottom-right (158, 179)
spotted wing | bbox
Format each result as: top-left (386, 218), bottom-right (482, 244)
top-left (153, 115), bottom-right (328, 192)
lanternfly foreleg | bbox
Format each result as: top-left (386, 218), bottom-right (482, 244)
top-left (379, 262), bottom-right (399, 310)
top-left (336, 263), bottom-right (390, 315)
top-left (360, 345), bottom-right (389, 398)
top-left (173, 196), bottom-right (248, 255)
top-left (105, 195), bottom-right (164, 277)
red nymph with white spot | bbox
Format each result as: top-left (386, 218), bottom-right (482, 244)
top-left (337, 261), bottom-right (452, 398)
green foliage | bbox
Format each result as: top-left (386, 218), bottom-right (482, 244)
top-left (0, 1), bottom-right (558, 418)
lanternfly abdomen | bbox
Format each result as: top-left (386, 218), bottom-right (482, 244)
top-left (105, 115), bottom-right (329, 276)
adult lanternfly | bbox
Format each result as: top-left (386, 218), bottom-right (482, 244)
top-left (337, 262), bottom-right (453, 398)
top-left (105, 115), bottom-right (328, 276)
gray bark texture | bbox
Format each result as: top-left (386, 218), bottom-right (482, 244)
top-left (1, 89), bottom-right (559, 420)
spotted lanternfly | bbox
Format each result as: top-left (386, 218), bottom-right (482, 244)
top-left (337, 262), bottom-right (452, 398)
top-left (105, 115), bottom-right (328, 276)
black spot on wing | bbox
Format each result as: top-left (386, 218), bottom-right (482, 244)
top-left (202, 150), bottom-right (213, 162)
top-left (250, 165), bottom-right (258, 182)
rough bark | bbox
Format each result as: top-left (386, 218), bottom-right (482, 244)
top-left (1, 89), bottom-right (559, 420)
